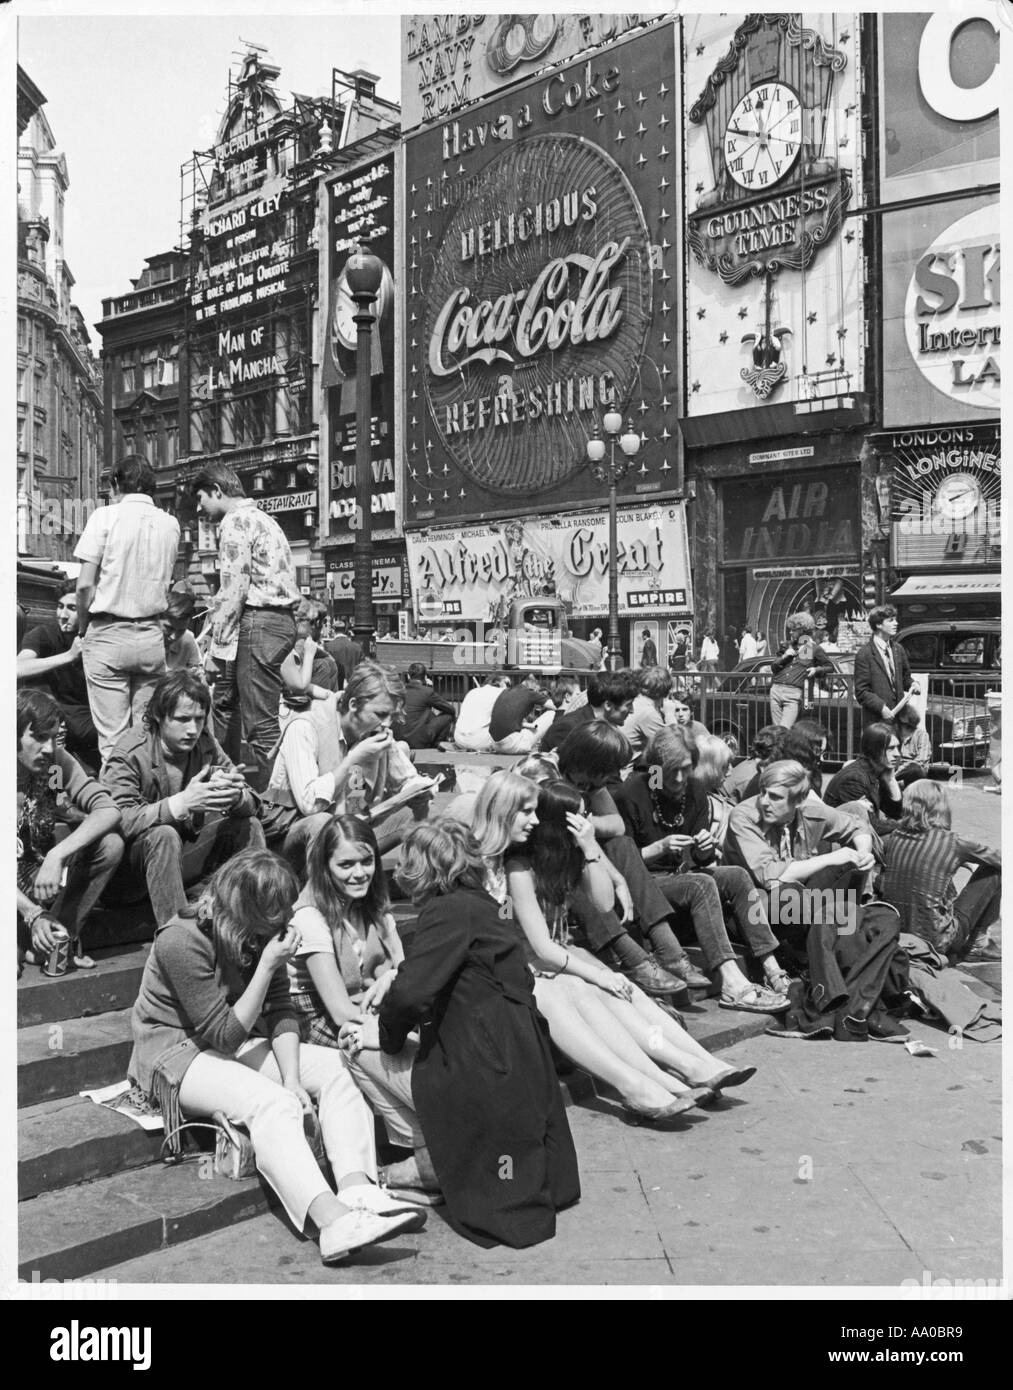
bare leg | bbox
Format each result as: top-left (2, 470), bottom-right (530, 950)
top-left (533, 976), bottom-right (684, 1110)
top-left (617, 990), bottom-right (728, 1085)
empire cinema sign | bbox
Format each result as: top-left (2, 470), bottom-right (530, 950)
top-left (404, 26), bottom-right (675, 523)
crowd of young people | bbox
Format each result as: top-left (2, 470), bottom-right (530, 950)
top-left (15, 476), bottom-right (1001, 1263)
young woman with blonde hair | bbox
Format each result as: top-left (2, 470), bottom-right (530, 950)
top-left (340, 817), bottom-right (580, 1248)
top-left (470, 773), bottom-right (754, 1121)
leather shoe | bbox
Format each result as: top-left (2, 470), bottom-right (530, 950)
top-left (621, 957), bottom-right (689, 1000)
top-left (664, 957), bottom-right (712, 990)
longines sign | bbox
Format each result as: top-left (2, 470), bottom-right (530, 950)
top-left (403, 24), bottom-right (678, 527)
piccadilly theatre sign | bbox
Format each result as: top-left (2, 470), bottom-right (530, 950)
top-left (403, 24), bottom-right (680, 524)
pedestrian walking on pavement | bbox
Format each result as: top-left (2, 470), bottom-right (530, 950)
top-left (74, 455), bottom-right (180, 761)
top-left (192, 464), bottom-right (302, 792)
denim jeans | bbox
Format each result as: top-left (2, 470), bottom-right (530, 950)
top-left (18, 832), bottom-right (125, 950)
top-left (111, 813), bottom-right (265, 927)
top-left (236, 609), bottom-right (296, 791)
top-left (83, 618), bottom-right (166, 761)
top-left (769, 683), bottom-right (802, 728)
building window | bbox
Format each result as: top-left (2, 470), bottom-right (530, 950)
top-left (18, 317), bottom-right (29, 350)
top-left (121, 363), bottom-right (137, 397)
top-left (165, 425), bottom-right (178, 469)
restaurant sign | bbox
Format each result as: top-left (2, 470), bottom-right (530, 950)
top-left (403, 23), bottom-right (679, 526)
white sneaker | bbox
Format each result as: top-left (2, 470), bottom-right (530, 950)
top-left (318, 1207), bottom-right (420, 1265)
top-left (342, 1182), bottom-right (428, 1230)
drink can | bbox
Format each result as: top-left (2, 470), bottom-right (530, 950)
top-left (43, 926), bottom-right (70, 977)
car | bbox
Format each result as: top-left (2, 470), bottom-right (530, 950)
top-left (699, 648), bottom-right (992, 769)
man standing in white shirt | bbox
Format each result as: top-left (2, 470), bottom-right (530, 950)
top-left (75, 456), bottom-right (180, 760)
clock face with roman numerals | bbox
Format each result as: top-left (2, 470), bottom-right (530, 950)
top-left (723, 82), bottom-right (803, 190)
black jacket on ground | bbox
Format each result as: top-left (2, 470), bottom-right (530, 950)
top-left (379, 885), bottom-right (580, 1249)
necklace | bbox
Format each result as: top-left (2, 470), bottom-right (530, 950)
top-left (650, 785), bottom-right (684, 833)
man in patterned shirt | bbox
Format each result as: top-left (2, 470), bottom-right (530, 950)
top-left (192, 464), bottom-right (301, 791)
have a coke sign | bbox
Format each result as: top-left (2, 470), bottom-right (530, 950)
top-left (403, 25), bottom-right (678, 525)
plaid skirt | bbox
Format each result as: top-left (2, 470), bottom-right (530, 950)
top-left (289, 989), bottom-right (345, 1049)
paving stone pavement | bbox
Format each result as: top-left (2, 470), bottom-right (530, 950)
top-left (91, 1004), bottom-right (1001, 1289)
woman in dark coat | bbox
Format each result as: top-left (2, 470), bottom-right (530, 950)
top-left (341, 817), bottom-right (580, 1249)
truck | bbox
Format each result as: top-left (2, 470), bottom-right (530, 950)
top-left (376, 596), bottom-right (602, 675)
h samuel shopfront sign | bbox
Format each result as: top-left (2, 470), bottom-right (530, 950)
top-left (402, 23), bottom-right (680, 527)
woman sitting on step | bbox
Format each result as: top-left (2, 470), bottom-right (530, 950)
top-left (471, 772), bottom-right (754, 1123)
top-left (128, 847), bottom-right (423, 1266)
top-left (339, 817), bottom-right (581, 1249)
top-left (285, 814), bottom-right (440, 1204)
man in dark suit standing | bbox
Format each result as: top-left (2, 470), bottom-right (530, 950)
top-left (853, 605), bottom-right (915, 727)
top-left (325, 617), bottom-right (363, 688)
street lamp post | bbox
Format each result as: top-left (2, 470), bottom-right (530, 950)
top-left (585, 411), bottom-right (641, 671)
top-left (345, 244), bottom-right (384, 659)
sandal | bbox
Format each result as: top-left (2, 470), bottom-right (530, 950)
top-left (718, 986), bottom-right (789, 1015)
top-left (763, 967), bottom-right (793, 995)
top-left (72, 942), bottom-right (97, 970)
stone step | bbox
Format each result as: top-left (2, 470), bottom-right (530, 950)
top-left (18, 1010), bottom-right (134, 1109)
top-left (17, 1163), bottom-right (270, 1282)
top-left (19, 1095), bottom-right (165, 1199)
top-left (15, 996), bottom-right (767, 1281)
top-left (75, 901), bottom-right (157, 953)
top-left (18, 946), bottom-right (150, 1028)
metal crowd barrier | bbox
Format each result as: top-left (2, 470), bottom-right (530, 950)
top-left (408, 665), bottom-right (995, 769)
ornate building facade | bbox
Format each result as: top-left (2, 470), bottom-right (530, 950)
top-left (17, 67), bottom-right (103, 564)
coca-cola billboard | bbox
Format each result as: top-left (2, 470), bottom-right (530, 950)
top-left (403, 23), bottom-right (681, 526)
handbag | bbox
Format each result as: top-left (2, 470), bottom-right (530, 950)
top-left (160, 1109), bottom-right (325, 1180)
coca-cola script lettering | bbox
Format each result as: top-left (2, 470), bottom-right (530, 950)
top-left (429, 238), bottom-right (628, 376)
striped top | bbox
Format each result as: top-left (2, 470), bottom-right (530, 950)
top-left (879, 827), bottom-right (1000, 952)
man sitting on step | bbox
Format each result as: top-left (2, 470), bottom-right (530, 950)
top-left (17, 689), bottom-right (123, 974)
top-left (102, 669), bottom-right (264, 928)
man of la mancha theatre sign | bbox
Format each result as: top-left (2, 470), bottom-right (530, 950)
top-left (687, 13), bottom-right (852, 287)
